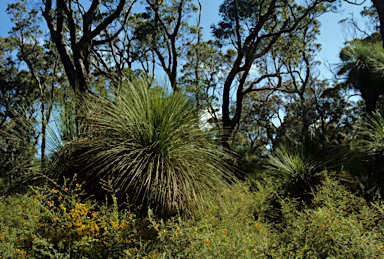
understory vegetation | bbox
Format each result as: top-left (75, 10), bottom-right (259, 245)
top-left (2, 174), bottom-right (384, 258)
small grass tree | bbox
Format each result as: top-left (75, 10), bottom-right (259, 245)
top-left (354, 111), bottom-right (384, 198)
top-left (265, 134), bottom-right (354, 204)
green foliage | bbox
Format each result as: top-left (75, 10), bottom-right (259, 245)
top-left (276, 177), bottom-right (384, 258)
top-left (2, 0), bottom-right (384, 256)
top-left (48, 77), bottom-right (237, 218)
top-left (133, 0), bottom-right (199, 90)
top-left (338, 40), bottom-right (384, 78)
top-left (265, 134), bottom-right (354, 202)
top-left (1, 0), bottom-right (64, 190)
top-left (355, 111), bottom-right (384, 156)
top-left (0, 56), bottom-right (40, 192)
top-left (231, 91), bottom-right (280, 158)
top-left (0, 177), bottom-right (158, 258)
top-left (0, 119), bottom-right (39, 193)
top-left (2, 176), bottom-right (384, 258)
top-left (146, 182), bottom-right (280, 258)
top-left (0, 179), bottom-right (281, 258)
top-left (355, 112), bottom-right (384, 156)
top-left (353, 111), bottom-right (384, 199)
top-left (337, 40), bottom-right (384, 113)
top-left (247, 176), bottom-right (283, 223)
top-left (179, 40), bottom-right (232, 114)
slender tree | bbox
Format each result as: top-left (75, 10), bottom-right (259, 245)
top-left (134, 0), bottom-right (200, 91)
top-left (7, 1), bottom-right (65, 164)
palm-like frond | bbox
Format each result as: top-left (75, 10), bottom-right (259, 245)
top-left (49, 77), bottom-right (236, 218)
top-left (267, 144), bottom-right (318, 184)
top-left (353, 111), bottom-right (384, 198)
top-left (265, 135), bottom-right (354, 201)
top-left (354, 111), bottom-right (384, 156)
top-left (370, 44), bottom-right (384, 76)
top-left (338, 41), bottom-right (384, 90)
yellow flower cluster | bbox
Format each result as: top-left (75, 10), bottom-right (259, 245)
top-left (15, 249), bottom-right (28, 259)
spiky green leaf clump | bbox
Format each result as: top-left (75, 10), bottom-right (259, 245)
top-left (353, 111), bottom-right (384, 197)
top-left (354, 111), bottom-right (384, 156)
top-left (51, 78), bottom-right (236, 218)
top-left (338, 40), bottom-right (384, 91)
top-left (265, 135), bottom-right (354, 201)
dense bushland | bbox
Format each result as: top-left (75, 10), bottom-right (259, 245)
top-left (1, 77), bottom-right (384, 258)
top-left (1, 0), bottom-right (384, 257)
top-left (1, 175), bottom-right (384, 258)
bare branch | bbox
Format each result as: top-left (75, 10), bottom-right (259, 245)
top-left (88, 0), bottom-right (127, 40)
top-left (343, 0), bottom-right (366, 5)
top-left (94, 0), bottom-right (138, 45)
top-left (234, 0), bottom-right (242, 52)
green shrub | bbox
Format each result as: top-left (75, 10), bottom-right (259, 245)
top-left (2, 173), bottom-right (384, 258)
top-left (353, 111), bottom-right (384, 199)
top-left (265, 134), bottom-right (354, 203)
top-left (145, 182), bottom-right (280, 258)
top-left (0, 177), bottom-right (158, 258)
top-left (275, 177), bottom-right (384, 258)
top-left (48, 77), bottom-right (237, 218)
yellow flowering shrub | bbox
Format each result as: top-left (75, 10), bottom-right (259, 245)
top-left (0, 177), bottom-right (157, 258)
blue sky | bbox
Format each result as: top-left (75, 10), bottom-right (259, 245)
top-left (0, 0), bottom-right (370, 80)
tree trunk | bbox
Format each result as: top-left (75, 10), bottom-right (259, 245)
top-left (42, 0), bottom-right (133, 94)
top-left (372, 0), bottom-right (384, 49)
top-left (221, 60), bottom-right (243, 148)
top-left (361, 89), bottom-right (380, 115)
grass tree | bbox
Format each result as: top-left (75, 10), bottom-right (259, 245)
top-left (355, 111), bottom-right (384, 155)
top-left (49, 76), bottom-right (237, 218)
top-left (337, 40), bottom-right (384, 115)
top-left (265, 134), bottom-right (354, 203)
top-left (354, 111), bottom-right (384, 198)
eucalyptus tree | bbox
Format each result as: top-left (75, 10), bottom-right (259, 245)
top-left (90, 10), bottom-right (161, 86)
top-left (278, 19), bottom-right (322, 133)
top-left (41, 0), bottom-right (137, 93)
top-left (267, 26), bottom-right (358, 146)
top-left (134, 0), bottom-right (201, 91)
top-left (211, 0), bottom-right (339, 146)
top-left (272, 19), bottom-right (356, 144)
top-left (7, 1), bottom-right (67, 164)
top-left (179, 40), bottom-right (235, 121)
top-left (0, 36), bottom-right (40, 189)
top-left (233, 91), bottom-right (282, 153)
top-left (223, 6), bottom-right (330, 150)
top-left (0, 37), bottom-right (39, 130)
top-left (93, 14), bottom-right (155, 78)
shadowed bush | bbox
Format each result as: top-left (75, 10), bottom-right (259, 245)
top-left (353, 111), bottom-right (384, 199)
top-left (355, 111), bottom-right (384, 156)
top-left (265, 134), bottom-right (355, 203)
